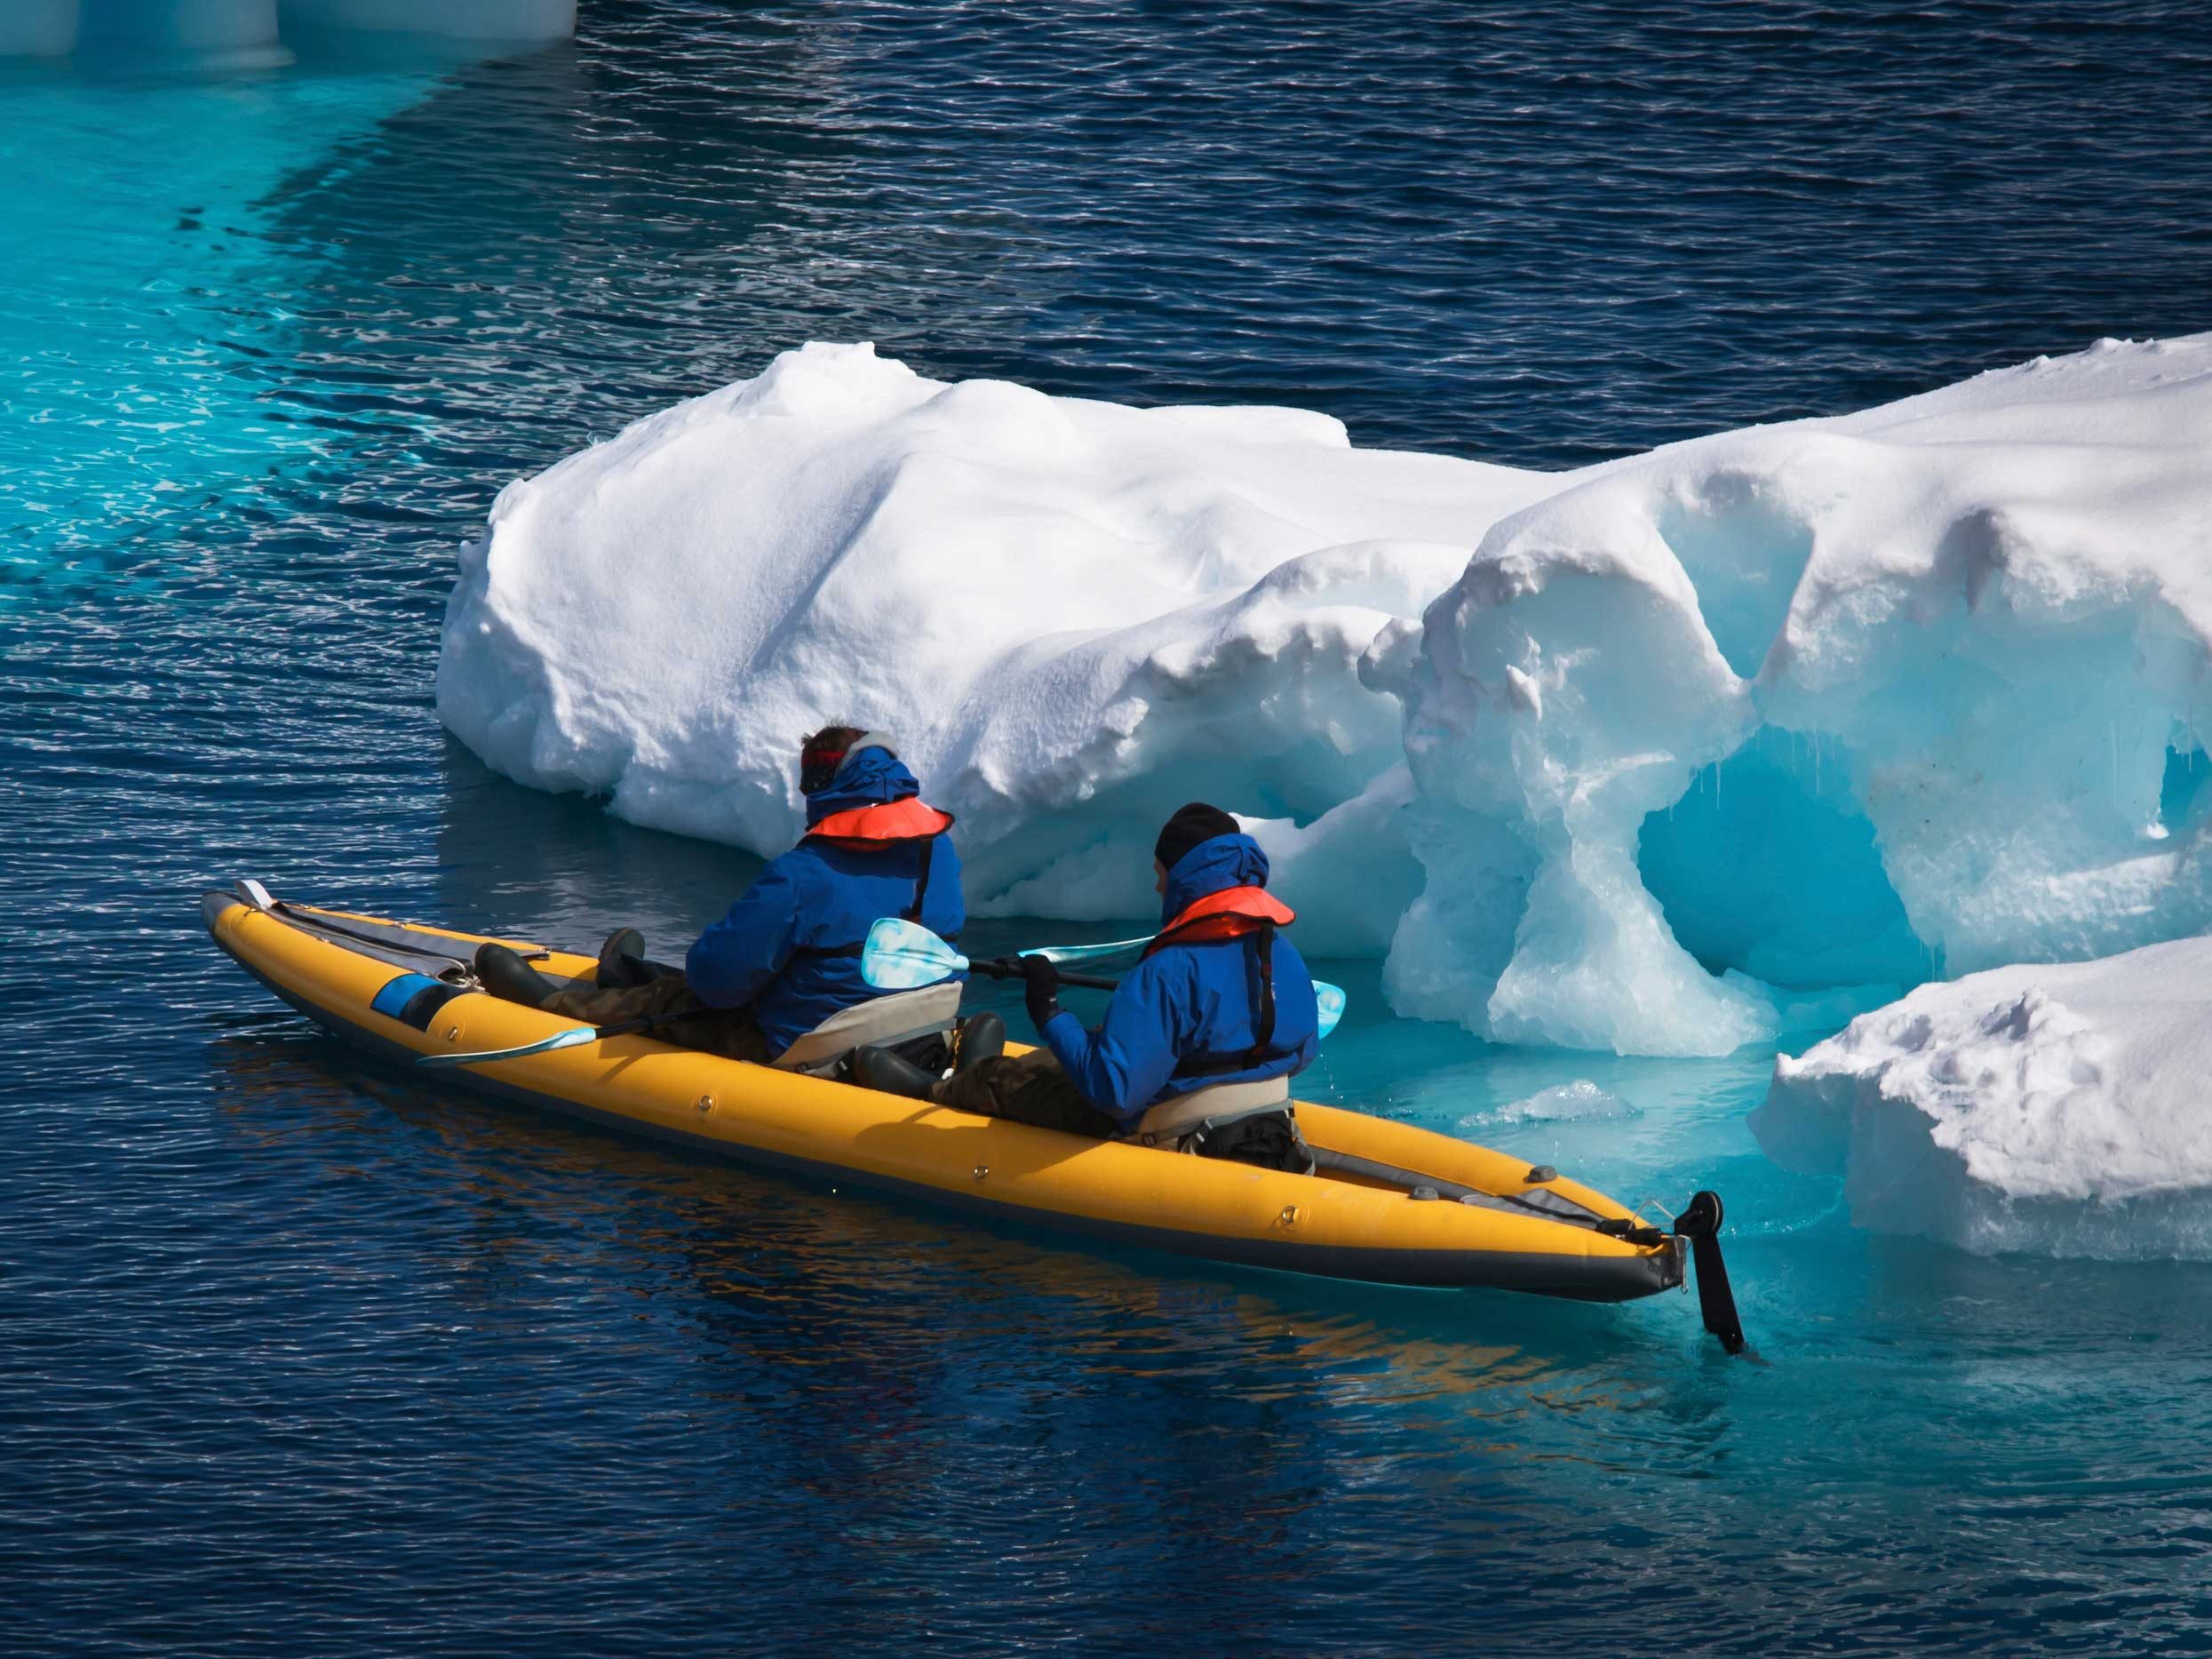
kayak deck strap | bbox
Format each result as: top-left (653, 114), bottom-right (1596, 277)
top-left (1307, 1145), bottom-right (1608, 1230)
top-left (263, 900), bottom-right (478, 978)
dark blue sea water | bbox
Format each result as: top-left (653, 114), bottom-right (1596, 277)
top-left (6, 4), bottom-right (2212, 1654)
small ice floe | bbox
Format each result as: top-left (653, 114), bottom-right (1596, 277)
top-left (1752, 933), bottom-right (2212, 1259)
top-left (1468, 1080), bottom-right (1641, 1128)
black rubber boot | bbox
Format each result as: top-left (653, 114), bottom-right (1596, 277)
top-left (955, 1012), bottom-right (1005, 1073)
top-left (853, 1044), bottom-right (941, 1101)
top-left (596, 927), bottom-right (653, 989)
top-left (475, 943), bottom-right (561, 1009)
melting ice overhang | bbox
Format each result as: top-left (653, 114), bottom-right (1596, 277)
top-left (0, 0), bottom-right (576, 60)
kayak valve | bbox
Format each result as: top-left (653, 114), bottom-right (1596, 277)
top-left (1670, 1190), bottom-right (1747, 1356)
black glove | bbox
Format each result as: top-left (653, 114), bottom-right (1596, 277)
top-left (1020, 954), bottom-right (1062, 1030)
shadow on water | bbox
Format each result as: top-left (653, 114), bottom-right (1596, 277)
top-left (432, 738), bottom-right (762, 951)
top-left (178, 1021), bottom-right (1802, 1649)
top-left (410, 750), bottom-right (1725, 1451)
top-left (205, 1017), bottom-right (1689, 1405)
top-left (223, 1024), bottom-right (2167, 1652)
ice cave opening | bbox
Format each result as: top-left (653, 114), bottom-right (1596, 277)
top-left (2157, 740), bottom-right (2212, 837)
top-left (1637, 725), bottom-right (1935, 992)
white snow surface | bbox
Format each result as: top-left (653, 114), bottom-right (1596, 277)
top-left (1753, 934), bottom-right (2212, 1259)
top-left (440, 341), bottom-right (1548, 947)
top-left (441, 333), bottom-right (2212, 1052)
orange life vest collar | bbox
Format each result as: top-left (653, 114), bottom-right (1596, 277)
top-left (1146, 885), bottom-right (1295, 954)
top-left (805, 797), bottom-right (954, 843)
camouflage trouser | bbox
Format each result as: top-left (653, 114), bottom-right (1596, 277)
top-left (540, 973), bottom-right (776, 1066)
top-left (932, 1048), bottom-right (1122, 1139)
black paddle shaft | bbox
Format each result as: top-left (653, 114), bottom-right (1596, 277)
top-left (967, 956), bottom-right (1121, 993)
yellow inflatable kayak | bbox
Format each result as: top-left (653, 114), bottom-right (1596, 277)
top-left (202, 882), bottom-right (1693, 1303)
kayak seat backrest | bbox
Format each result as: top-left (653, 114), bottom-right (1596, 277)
top-left (1123, 1076), bottom-right (1313, 1175)
top-left (773, 982), bottom-right (964, 1076)
top-left (1128, 1074), bottom-right (1291, 1146)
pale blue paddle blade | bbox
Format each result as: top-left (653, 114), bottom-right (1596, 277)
top-left (862, 916), bottom-right (969, 990)
top-left (418, 1025), bottom-right (600, 1068)
top-left (1314, 980), bottom-right (1348, 1041)
top-left (1032, 934), bottom-right (1150, 965)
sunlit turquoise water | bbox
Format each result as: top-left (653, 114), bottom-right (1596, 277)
top-left (7, 4), bottom-right (2212, 1653)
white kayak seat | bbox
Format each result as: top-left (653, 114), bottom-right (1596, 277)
top-left (1127, 1074), bottom-right (1292, 1150)
top-left (772, 982), bottom-right (964, 1076)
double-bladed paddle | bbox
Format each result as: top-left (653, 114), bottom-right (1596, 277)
top-left (861, 917), bottom-right (1349, 1039)
top-left (422, 919), bottom-right (1349, 1069)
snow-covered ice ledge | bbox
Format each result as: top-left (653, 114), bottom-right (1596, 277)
top-left (1753, 937), bottom-right (2212, 1259)
top-left (440, 334), bottom-right (2212, 1055)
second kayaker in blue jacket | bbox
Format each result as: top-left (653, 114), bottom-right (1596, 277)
top-left (857, 802), bottom-right (1318, 1172)
top-left (474, 727), bottom-right (966, 1065)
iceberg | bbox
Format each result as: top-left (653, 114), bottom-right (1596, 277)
top-left (439, 333), bottom-right (2212, 1057)
top-left (1752, 936), bottom-right (2212, 1259)
top-left (64, 0), bottom-right (282, 62)
top-left (439, 341), bottom-right (1550, 929)
top-left (279, 0), bottom-right (573, 38)
top-left (0, 0), bottom-right (574, 57)
top-left (1391, 333), bottom-right (2212, 1052)
top-left (1, 2), bottom-right (79, 57)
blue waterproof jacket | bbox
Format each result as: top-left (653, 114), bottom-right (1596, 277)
top-left (1038, 833), bottom-right (1318, 1121)
top-left (686, 746), bottom-right (965, 1057)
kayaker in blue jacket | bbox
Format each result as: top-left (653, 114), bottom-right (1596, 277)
top-left (474, 727), bottom-right (972, 1066)
top-left (856, 802), bottom-right (1318, 1172)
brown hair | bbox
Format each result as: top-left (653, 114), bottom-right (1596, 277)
top-left (796, 725), bottom-right (863, 756)
top-left (800, 723), bottom-right (866, 755)
top-left (799, 724), bottom-right (868, 794)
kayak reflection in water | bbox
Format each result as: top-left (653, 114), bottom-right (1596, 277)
top-left (858, 803), bottom-right (1322, 1174)
top-left (473, 727), bottom-right (967, 1066)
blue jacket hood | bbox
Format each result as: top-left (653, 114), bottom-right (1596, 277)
top-left (1159, 832), bottom-right (1271, 925)
top-left (804, 745), bottom-right (921, 825)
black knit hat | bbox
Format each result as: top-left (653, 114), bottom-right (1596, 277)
top-left (1153, 802), bottom-right (1239, 873)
